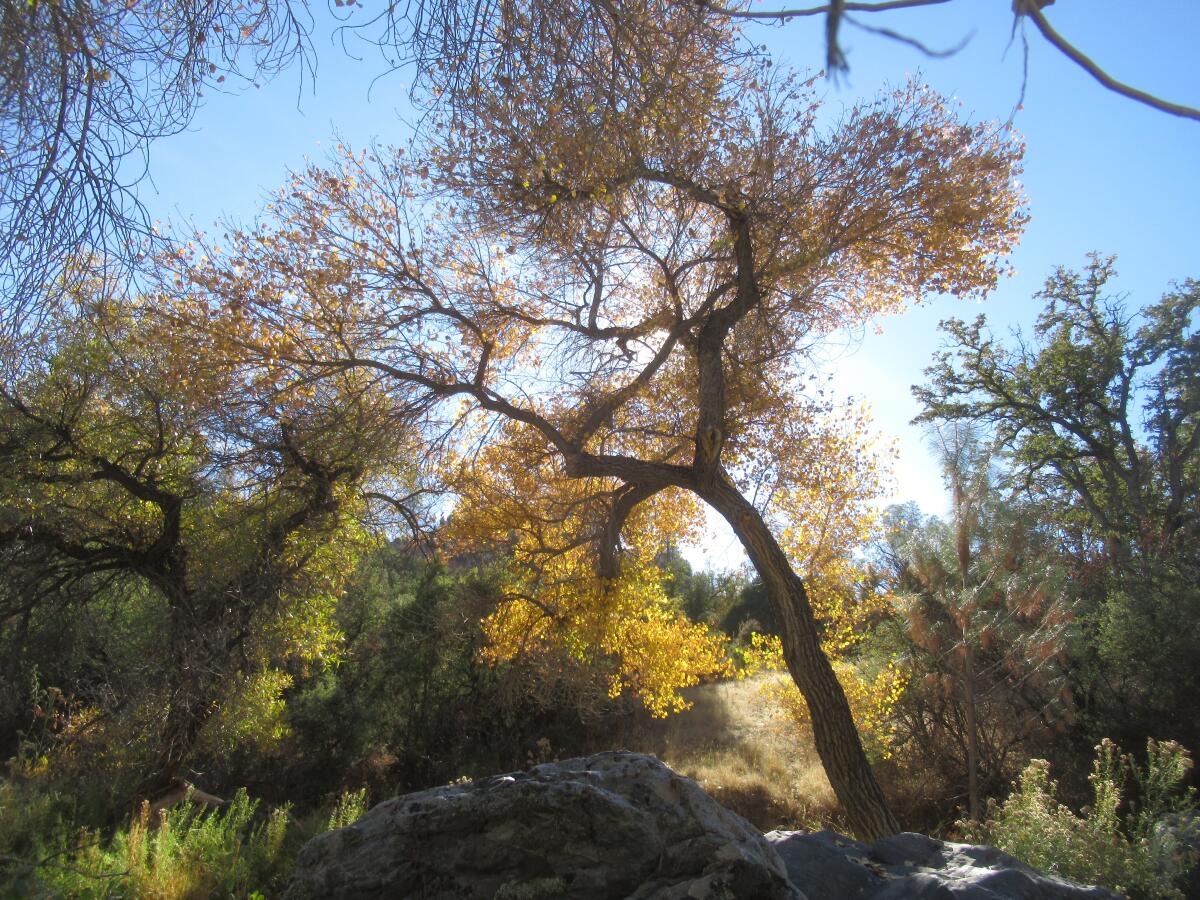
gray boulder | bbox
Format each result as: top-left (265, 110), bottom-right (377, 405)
top-left (285, 750), bottom-right (1123, 899)
top-left (285, 751), bottom-right (802, 900)
top-left (766, 829), bottom-right (1121, 899)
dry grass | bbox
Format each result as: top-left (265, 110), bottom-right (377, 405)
top-left (608, 674), bottom-right (842, 833)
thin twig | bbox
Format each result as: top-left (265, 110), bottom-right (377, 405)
top-left (846, 14), bottom-right (972, 58)
top-left (697, 0), bottom-right (951, 21)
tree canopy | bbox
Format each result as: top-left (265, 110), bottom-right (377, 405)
top-left (0, 284), bottom-right (414, 792)
top-left (915, 254), bottom-right (1200, 748)
top-left (164, 0), bottom-right (1025, 838)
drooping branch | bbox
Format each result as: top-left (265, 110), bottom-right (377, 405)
top-left (695, 0), bottom-right (1199, 122)
top-left (1017, 1), bottom-right (1200, 122)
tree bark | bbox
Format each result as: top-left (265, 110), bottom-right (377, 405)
top-left (141, 601), bottom-right (224, 799)
top-left (576, 447), bottom-right (900, 838)
top-left (962, 639), bottom-right (981, 822)
top-left (703, 476), bottom-right (901, 841)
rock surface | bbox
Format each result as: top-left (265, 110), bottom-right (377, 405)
top-left (285, 750), bottom-right (1121, 899)
top-left (766, 829), bottom-right (1121, 899)
top-left (285, 751), bottom-right (801, 899)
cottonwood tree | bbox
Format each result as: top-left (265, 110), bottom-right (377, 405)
top-left (0, 285), bottom-right (412, 795)
top-left (725, 402), bottom-right (908, 761)
top-left (177, 0), bottom-right (1024, 838)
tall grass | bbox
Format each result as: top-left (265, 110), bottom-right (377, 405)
top-left (616, 675), bottom-right (841, 832)
top-left (0, 780), bottom-right (366, 899)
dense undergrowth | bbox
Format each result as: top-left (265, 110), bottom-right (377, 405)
top-left (965, 740), bottom-right (1199, 899)
top-left (4, 544), bottom-right (1200, 898)
top-left (0, 779), bottom-right (367, 899)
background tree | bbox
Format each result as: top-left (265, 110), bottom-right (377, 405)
top-left (915, 254), bottom-right (1200, 750)
top-left (178, 0), bottom-right (1025, 838)
top-left (282, 546), bottom-right (647, 806)
top-left (655, 544), bottom-right (740, 626)
top-left (0, 284), bottom-right (412, 797)
top-left (869, 430), bottom-right (1075, 822)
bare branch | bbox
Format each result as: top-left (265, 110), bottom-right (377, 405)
top-left (1018, 1), bottom-right (1200, 122)
top-left (695, 0), bottom-right (951, 21)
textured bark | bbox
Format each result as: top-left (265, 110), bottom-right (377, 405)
top-left (140, 595), bottom-right (225, 798)
top-left (704, 476), bottom-right (901, 841)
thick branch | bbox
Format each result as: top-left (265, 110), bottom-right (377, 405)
top-left (694, 212), bottom-right (761, 487)
top-left (597, 482), bottom-right (663, 579)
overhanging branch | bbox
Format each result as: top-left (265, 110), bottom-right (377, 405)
top-left (1019, 1), bottom-right (1200, 122)
top-left (697, 0), bottom-right (1199, 122)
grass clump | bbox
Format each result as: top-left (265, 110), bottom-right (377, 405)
top-left (963, 738), bottom-right (1198, 899)
top-left (0, 779), bottom-right (368, 899)
top-left (629, 675), bottom-right (840, 832)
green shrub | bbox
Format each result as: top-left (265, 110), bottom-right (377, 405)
top-left (325, 788), bottom-right (368, 831)
top-left (963, 738), bottom-right (1198, 898)
top-left (0, 781), bottom-right (366, 898)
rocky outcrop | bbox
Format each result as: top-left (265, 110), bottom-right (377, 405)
top-left (285, 751), bottom-right (800, 899)
top-left (285, 751), bottom-right (1120, 899)
top-left (767, 829), bottom-right (1120, 899)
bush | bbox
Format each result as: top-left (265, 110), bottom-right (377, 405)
top-left (963, 738), bottom-right (1198, 898)
top-left (0, 779), bottom-right (367, 898)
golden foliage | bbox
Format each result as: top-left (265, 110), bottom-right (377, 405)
top-left (446, 424), bottom-right (729, 716)
top-left (743, 633), bottom-right (908, 760)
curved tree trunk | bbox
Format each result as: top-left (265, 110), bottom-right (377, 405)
top-left (704, 477), bottom-right (901, 841)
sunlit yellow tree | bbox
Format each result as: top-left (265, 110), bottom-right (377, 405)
top-left (176, 0), bottom-right (1024, 837)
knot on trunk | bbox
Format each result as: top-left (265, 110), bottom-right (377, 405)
top-left (696, 426), bottom-right (723, 482)
top-left (564, 452), bottom-right (586, 478)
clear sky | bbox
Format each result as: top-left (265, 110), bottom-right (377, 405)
top-left (140, 1), bottom-right (1200, 571)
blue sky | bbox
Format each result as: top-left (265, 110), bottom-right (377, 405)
top-left (141, 1), bottom-right (1199, 570)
